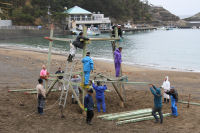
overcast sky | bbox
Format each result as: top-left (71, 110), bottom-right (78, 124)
top-left (146, 0), bottom-right (200, 17)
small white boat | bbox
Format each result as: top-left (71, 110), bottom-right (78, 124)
top-left (70, 27), bottom-right (101, 36)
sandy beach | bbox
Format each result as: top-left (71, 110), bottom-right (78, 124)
top-left (0, 47), bottom-right (200, 133)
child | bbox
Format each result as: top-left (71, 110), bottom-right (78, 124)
top-left (36, 79), bottom-right (46, 115)
top-left (84, 89), bottom-right (94, 125)
top-left (71, 74), bottom-right (81, 104)
top-left (92, 81), bottom-right (107, 112)
top-left (165, 87), bottom-right (178, 117)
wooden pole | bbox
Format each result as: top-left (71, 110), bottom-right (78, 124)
top-left (113, 27), bottom-right (124, 107)
top-left (82, 25), bottom-right (87, 107)
top-left (187, 94), bottom-right (191, 108)
top-left (46, 24), bottom-right (54, 90)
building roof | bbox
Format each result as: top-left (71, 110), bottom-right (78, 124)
top-left (64, 6), bottom-right (92, 15)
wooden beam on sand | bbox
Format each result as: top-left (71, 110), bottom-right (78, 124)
top-left (102, 108), bottom-right (152, 120)
top-left (8, 88), bottom-right (35, 92)
top-left (97, 108), bottom-right (152, 119)
top-left (116, 113), bottom-right (171, 125)
top-left (178, 101), bottom-right (200, 106)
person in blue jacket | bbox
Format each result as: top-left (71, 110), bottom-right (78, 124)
top-left (84, 89), bottom-right (94, 125)
top-left (149, 84), bottom-right (163, 124)
top-left (166, 87), bottom-right (178, 117)
top-left (92, 81), bottom-right (107, 112)
top-left (82, 52), bottom-right (94, 86)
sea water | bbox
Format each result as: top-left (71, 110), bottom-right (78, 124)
top-left (0, 29), bottom-right (200, 72)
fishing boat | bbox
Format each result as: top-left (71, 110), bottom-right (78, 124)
top-left (70, 27), bottom-right (101, 36)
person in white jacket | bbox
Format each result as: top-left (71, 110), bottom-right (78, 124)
top-left (161, 76), bottom-right (170, 103)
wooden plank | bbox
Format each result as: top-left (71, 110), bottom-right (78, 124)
top-left (44, 37), bottom-right (120, 42)
top-left (82, 25), bottom-right (87, 106)
top-left (112, 83), bottom-right (124, 102)
top-left (69, 82), bottom-right (84, 110)
top-left (46, 79), bottom-right (58, 97)
top-left (103, 109), bottom-right (152, 120)
top-left (116, 113), bottom-right (171, 125)
top-left (97, 108), bottom-right (152, 118)
top-left (46, 24), bottom-right (54, 90)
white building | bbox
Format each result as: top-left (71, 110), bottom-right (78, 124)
top-left (64, 6), bottom-right (111, 30)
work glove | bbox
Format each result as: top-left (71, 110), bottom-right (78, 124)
top-left (84, 108), bottom-right (87, 111)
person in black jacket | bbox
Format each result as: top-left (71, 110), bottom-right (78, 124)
top-left (55, 67), bottom-right (64, 90)
top-left (67, 32), bottom-right (89, 62)
top-left (84, 89), bottom-right (94, 125)
top-left (165, 87), bottom-right (178, 117)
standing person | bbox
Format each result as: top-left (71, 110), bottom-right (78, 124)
top-left (40, 65), bottom-right (49, 89)
top-left (55, 67), bottom-right (64, 90)
top-left (82, 52), bottom-right (94, 86)
top-left (36, 79), bottom-right (46, 115)
top-left (166, 87), bottom-right (178, 117)
top-left (71, 74), bottom-right (81, 104)
top-left (162, 76), bottom-right (170, 103)
top-left (84, 89), bottom-right (94, 125)
top-left (149, 84), bottom-right (163, 124)
top-left (114, 47), bottom-right (122, 77)
top-left (67, 32), bottom-right (89, 62)
top-left (92, 81), bottom-right (107, 112)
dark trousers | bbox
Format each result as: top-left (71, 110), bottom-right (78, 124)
top-left (152, 107), bottom-right (163, 123)
top-left (38, 94), bottom-right (45, 114)
top-left (86, 110), bottom-right (94, 123)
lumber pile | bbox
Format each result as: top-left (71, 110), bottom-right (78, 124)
top-left (97, 108), bottom-right (171, 125)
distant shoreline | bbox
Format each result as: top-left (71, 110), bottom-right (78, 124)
top-left (0, 44), bottom-right (199, 73)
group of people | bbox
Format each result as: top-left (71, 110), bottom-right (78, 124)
top-left (35, 31), bottom-right (178, 126)
top-left (149, 76), bottom-right (178, 124)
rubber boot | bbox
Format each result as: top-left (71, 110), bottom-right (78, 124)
top-left (164, 98), bottom-right (166, 103)
top-left (167, 99), bottom-right (169, 103)
top-left (72, 98), bottom-right (75, 104)
top-left (67, 54), bottom-right (72, 62)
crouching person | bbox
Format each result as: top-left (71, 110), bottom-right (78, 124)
top-left (84, 89), bottom-right (94, 125)
top-left (166, 87), bottom-right (178, 117)
top-left (149, 84), bottom-right (163, 124)
top-left (36, 79), bottom-right (46, 115)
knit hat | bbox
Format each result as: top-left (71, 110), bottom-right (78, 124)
top-left (88, 88), bottom-right (93, 93)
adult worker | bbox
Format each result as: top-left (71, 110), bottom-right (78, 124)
top-left (82, 52), bottom-right (94, 86)
top-left (36, 79), bottom-right (46, 115)
top-left (161, 76), bottom-right (170, 103)
top-left (166, 87), bottom-right (178, 117)
top-left (84, 89), bottom-right (94, 125)
top-left (40, 65), bottom-right (49, 89)
top-left (149, 84), bottom-right (163, 124)
top-left (114, 47), bottom-right (122, 77)
top-left (55, 67), bottom-right (64, 90)
top-left (92, 81), bottom-right (107, 112)
top-left (67, 32), bottom-right (89, 62)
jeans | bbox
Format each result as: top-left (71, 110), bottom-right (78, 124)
top-left (86, 110), bottom-right (94, 123)
top-left (152, 107), bottom-right (163, 123)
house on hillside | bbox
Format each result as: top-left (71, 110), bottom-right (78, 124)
top-left (64, 6), bottom-right (111, 30)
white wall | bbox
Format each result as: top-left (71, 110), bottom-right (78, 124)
top-left (0, 20), bottom-right (12, 26)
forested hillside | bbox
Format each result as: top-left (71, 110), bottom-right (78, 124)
top-left (0, 0), bottom-right (151, 25)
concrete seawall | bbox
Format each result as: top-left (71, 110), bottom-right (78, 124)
top-left (0, 29), bottom-right (69, 40)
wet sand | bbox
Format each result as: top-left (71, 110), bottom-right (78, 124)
top-left (0, 47), bottom-right (200, 133)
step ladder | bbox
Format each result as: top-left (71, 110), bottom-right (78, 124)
top-left (59, 59), bottom-right (77, 109)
